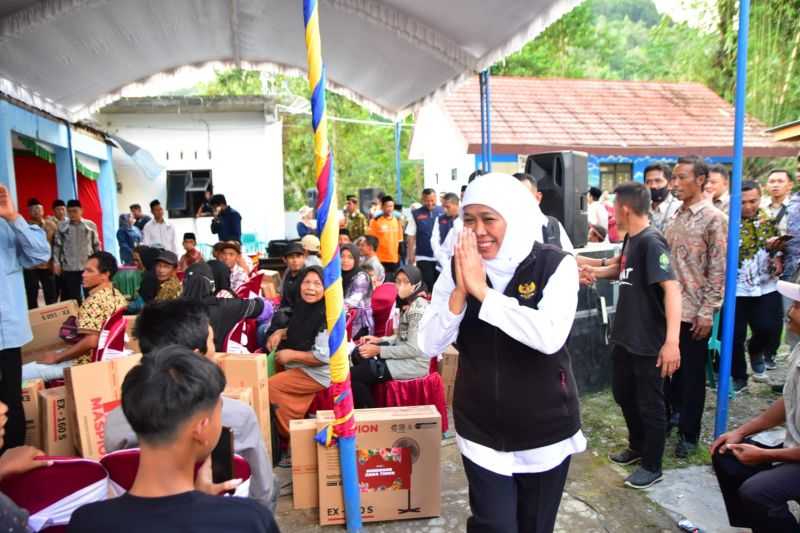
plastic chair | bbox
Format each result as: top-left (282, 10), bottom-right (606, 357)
top-left (371, 283), bottom-right (397, 337)
top-left (706, 311), bottom-right (721, 387)
top-left (373, 372), bottom-right (449, 433)
top-left (0, 457), bottom-right (108, 532)
top-left (92, 307), bottom-right (129, 362)
top-left (101, 448), bottom-right (251, 498)
top-left (235, 272), bottom-right (264, 300)
top-left (223, 319), bottom-right (251, 354)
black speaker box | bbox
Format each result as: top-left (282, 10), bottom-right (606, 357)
top-left (358, 188), bottom-right (383, 217)
top-left (525, 151), bottom-right (589, 248)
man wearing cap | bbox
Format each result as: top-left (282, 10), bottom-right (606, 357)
top-left (711, 279), bottom-right (800, 532)
top-left (52, 199), bottom-right (100, 303)
top-left (154, 250), bottom-right (182, 301)
top-left (280, 242), bottom-right (307, 309)
top-left (210, 194), bottom-right (242, 243)
top-left (23, 198), bottom-right (58, 308)
top-left (178, 232), bottom-right (203, 272)
top-left (219, 241), bottom-right (248, 292)
top-left (301, 234), bottom-right (322, 267)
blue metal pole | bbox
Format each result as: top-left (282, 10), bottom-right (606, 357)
top-left (715, 0), bottom-right (750, 438)
top-left (394, 121), bottom-right (402, 205)
top-left (484, 70), bottom-right (492, 172)
top-left (479, 72), bottom-right (487, 172)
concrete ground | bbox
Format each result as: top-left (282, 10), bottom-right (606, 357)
top-left (274, 434), bottom-right (678, 532)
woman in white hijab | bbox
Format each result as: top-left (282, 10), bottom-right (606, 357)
top-left (419, 173), bottom-right (585, 533)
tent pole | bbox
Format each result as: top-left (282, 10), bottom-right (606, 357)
top-left (715, 0), bottom-right (751, 438)
top-left (484, 70), bottom-right (492, 172)
top-left (479, 72), bottom-right (486, 171)
top-left (395, 121), bottom-right (402, 204)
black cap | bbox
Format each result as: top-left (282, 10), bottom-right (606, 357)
top-left (155, 249), bottom-right (178, 266)
top-left (27, 198), bottom-right (42, 207)
top-left (183, 232), bottom-right (197, 241)
top-left (52, 199), bottom-right (66, 208)
top-left (284, 242), bottom-right (305, 257)
top-left (67, 199), bottom-right (82, 209)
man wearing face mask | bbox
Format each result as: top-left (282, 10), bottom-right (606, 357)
top-left (646, 162), bottom-right (681, 234)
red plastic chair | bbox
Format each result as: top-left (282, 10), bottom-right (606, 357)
top-left (223, 319), bottom-right (257, 354)
top-left (373, 372), bottom-right (448, 433)
top-left (0, 457), bottom-right (108, 532)
top-left (101, 448), bottom-right (252, 497)
top-left (92, 307), bottom-right (129, 362)
top-left (371, 283), bottom-right (397, 337)
top-left (236, 272), bottom-right (264, 300)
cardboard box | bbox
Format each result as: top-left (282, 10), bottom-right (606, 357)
top-left (316, 406), bottom-right (441, 526)
top-left (39, 386), bottom-right (75, 456)
top-left (290, 418), bottom-right (319, 509)
top-left (260, 269), bottom-right (282, 299)
top-left (22, 379), bottom-right (44, 448)
top-left (223, 387), bottom-right (253, 408)
top-left (439, 345), bottom-right (459, 407)
top-left (21, 300), bottom-right (80, 363)
top-left (64, 354), bottom-right (142, 459)
top-left (124, 316), bottom-right (140, 353)
top-left (218, 354), bottom-right (272, 459)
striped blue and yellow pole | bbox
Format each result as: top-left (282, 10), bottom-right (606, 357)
top-left (302, 1), bottom-right (361, 531)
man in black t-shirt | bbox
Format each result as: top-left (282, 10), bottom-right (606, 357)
top-left (69, 346), bottom-right (279, 533)
top-left (579, 181), bottom-right (681, 490)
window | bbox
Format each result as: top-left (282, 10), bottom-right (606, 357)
top-left (166, 169), bottom-right (212, 218)
top-left (599, 163), bottom-right (632, 192)
top-left (451, 168), bottom-right (458, 181)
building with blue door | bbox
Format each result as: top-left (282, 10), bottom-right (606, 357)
top-left (410, 77), bottom-right (796, 193)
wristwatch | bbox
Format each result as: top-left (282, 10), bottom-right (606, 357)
top-left (601, 257), bottom-right (607, 267)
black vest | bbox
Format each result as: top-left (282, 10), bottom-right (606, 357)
top-left (452, 242), bottom-right (581, 451)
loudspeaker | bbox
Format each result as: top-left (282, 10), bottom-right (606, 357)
top-left (305, 188), bottom-right (318, 212)
top-left (359, 188), bottom-right (383, 217)
top-left (525, 151), bottom-right (589, 248)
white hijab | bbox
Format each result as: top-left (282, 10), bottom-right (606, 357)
top-left (461, 173), bottom-right (544, 293)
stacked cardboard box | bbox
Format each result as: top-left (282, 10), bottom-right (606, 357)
top-left (289, 418), bottom-right (319, 510)
top-left (64, 354), bottom-right (142, 459)
top-left (21, 300), bottom-right (79, 364)
top-left (39, 386), bottom-right (75, 456)
top-left (216, 354), bottom-right (272, 459)
top-left (439, 345), bottom-right (459, 407)
top-left (21, 379), bottom-right (44, 448)
top-left (314, 406), bottom-right (441, 526)
top-left (223, 387), bottom-right (253, 408)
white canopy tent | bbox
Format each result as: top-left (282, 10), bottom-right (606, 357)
top-left (0, 0), bottom-right (580, 121)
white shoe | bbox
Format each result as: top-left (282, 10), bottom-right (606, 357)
top-left (752, 372), bottom-right (769, 383)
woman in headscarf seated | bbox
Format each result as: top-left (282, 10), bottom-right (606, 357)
top-left (126, 245), bottom-right (159, 314)
top-left (266, 266), bottom-right (329, 438)
top-left (340, 243), bottom-right (374, 339)
top-left (181, 262), bottom-right (273, 352)
top-left (352, 264), bottom-right (430, 408)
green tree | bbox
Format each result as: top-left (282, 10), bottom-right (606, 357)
top-left (196, 68), bottom-right (263, 96)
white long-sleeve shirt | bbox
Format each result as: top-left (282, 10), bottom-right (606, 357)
top-left (141, 219), bottom-right (177, 254)
top-left (431, 216), bottom-right (462, 272)
top-left (419, 255), bottom-right (586, 475)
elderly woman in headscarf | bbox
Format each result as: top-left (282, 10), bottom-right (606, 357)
top-left (116, 213), bottom-right (141, 265)
top-left (418, 173), bottom-right (584, 533)
top-left (340, 243), bottom-right (374, 338)
top-left (181, 262), bottom-right (273, 352)
top-left (353, 264), bottom-right (429, 408)
top-left (266, 266), bottom-right (329, 438)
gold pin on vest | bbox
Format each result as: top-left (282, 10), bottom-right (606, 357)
top-left (518, 281), bottom-right (537, 299)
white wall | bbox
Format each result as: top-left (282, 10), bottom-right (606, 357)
top-left (409, 103), bottom-right (475, 195)
top-left (96, 110), bottom-right (286, 249)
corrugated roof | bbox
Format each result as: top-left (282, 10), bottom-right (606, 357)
top-left (442, 77), bottom-right (797, 157)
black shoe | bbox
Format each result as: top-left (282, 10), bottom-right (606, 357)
top-left (666, 412), bottom-right (680, 435)
top-left (765, 354), bottom-right (777, 370)
top-left (624, 467), bottom-right (663, 489)
top-left (732, 379), bottom-right (748, 393)
top-left (675, 438), bottom-right (697, 459)
top-left (772, 383), bottom-right (785, 393)
top-left (608, 448), bottom-right (642, 466)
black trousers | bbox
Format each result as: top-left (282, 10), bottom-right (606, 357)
top-left (612, 347), bottom-right (666, 472)
top-left (667, 322), bottom-right (708, 443)
top-left (733, 292), bottom-right (784, 380)
top-left (23, 268), bottom-right (58, 309)
top-left (712, 441), bottom-right (800, 533)
top-left (61, 270), bottom-right (84, 303)
top-left (0, 348), bottom-right (25, 451)
top-left (381, 262), bottom-right (400, 282)
top-left (462, 454), bottom-right (571, 533)
top-left (417, 260), bottom-right (439, 293)
top-left (350, 358), bottom-right (393, 408)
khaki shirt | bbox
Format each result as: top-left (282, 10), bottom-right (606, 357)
top-left (664, 200), bottom-right (728, 322)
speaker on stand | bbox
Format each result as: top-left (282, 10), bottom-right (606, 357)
top-left (524, 151), bottom-right (589, 248)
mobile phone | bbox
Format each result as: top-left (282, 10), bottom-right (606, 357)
top-left (776, 235), bottom-right (794, 244)
top-left (211, 427), bottom-right (234, 484)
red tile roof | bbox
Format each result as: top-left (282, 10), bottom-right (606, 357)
top-left (441, 77), bottom-right (797, 157)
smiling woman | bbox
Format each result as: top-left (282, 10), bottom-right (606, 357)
top-left (418, 173), bottom-right (584, 532)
